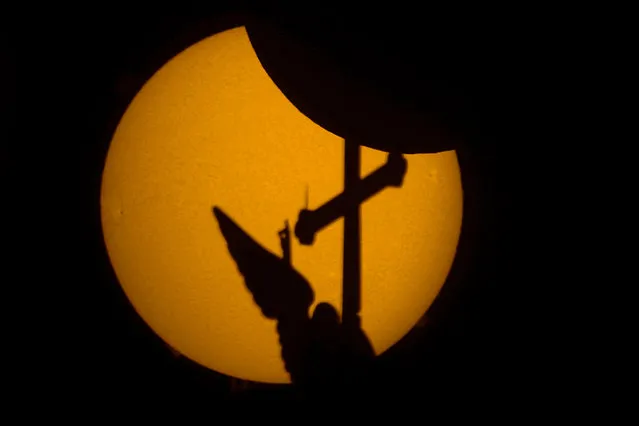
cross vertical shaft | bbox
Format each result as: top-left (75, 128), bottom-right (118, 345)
top-left (342, 141), bottom-right (361, 328)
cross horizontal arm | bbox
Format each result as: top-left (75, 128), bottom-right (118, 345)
top-left (294, 153), bottom-right (407, 245)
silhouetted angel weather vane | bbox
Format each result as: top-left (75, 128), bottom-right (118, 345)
top-left (213, 144), bottom-right (407, 394)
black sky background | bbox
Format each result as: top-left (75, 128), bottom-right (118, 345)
top-left (9, 4), bottom-right (539, 404)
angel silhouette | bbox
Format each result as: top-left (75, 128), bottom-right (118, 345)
top-left (212, 206), bottom-right (374, 397)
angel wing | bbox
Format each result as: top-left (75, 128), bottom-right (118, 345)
top-left (213, 206), bottom-right (316, 382)
top-left (213, 206), bottom-right (314, 319)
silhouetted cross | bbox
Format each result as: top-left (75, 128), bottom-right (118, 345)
top-left (294, 144), bottom-right (407, 327)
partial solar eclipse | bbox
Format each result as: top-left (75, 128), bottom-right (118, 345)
top-left (100, 26), bottom-right (463, 383)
